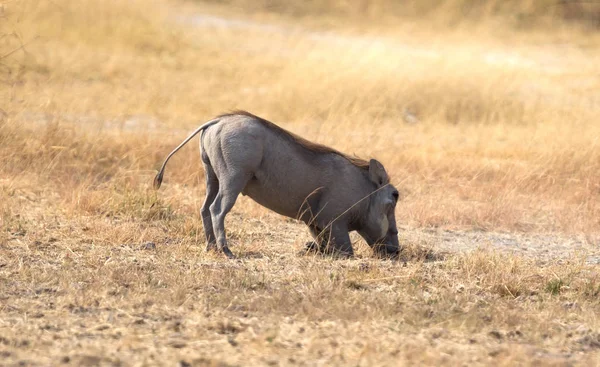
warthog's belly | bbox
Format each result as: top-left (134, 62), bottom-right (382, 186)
top-left (242, 175), bottom-right (316, 221)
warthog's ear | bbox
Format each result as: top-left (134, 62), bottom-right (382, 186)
top-left (368, 159), bottom-right (389, 187)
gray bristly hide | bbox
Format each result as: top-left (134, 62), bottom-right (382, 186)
top-left (154, 111), bottom-right (401, 259)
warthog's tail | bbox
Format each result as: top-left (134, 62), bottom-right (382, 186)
top-left (153, 118), bottom-right (221, 190)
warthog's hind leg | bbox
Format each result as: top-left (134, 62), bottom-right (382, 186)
top-left (201, 163), bottom-right (219, 251)
top-left (209, 174), bottom-right (251, 259)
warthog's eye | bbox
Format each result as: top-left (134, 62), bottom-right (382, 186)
top-left (392, 190), bottom-right (399, 201)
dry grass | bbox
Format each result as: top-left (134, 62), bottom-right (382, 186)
top-left (1, 0), bottom-right (600, 365)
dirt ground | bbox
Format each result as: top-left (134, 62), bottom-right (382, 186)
top-left (1, 180), bottom-right (600, 366)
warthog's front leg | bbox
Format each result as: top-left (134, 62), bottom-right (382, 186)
top-left (327, 224), bottom-right (354, 257)
top-left (303, 223), bottom-right (354, 258)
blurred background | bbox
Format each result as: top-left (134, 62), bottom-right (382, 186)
top-left (1, 0), bottom-right (599, 234)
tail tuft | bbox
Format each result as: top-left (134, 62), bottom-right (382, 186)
top-left (153, 171), bottom-right (163, 190)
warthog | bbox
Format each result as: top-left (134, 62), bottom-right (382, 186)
top-left (154, 111), bottom-right (400, 258)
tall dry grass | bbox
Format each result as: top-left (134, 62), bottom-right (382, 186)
top-left (3, 0), bottom-right (599, 234)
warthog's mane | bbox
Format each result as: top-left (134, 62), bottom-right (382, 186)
top-left (218, 110), bottom-right (370, 171)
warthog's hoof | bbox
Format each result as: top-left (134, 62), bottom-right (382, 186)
top-left (205, 243), bottom-right (235, 259)
top-left (305, 241), bottom-right (319, 252)
top-left (373, 244), bottom-right (401, 259)
top-left (328, 248), bottom-right (354, 259)
top-left (221, 246), bottom-right (235, 259)
top-left (299, 242), bottom-right (353, 258)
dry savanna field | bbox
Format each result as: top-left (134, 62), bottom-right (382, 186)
top-left (1, 0), bottom-right (600, 365)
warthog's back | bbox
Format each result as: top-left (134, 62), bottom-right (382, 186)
top-left (201, 112), bottom-right (371, 220)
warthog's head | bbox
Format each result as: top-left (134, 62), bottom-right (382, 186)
top-left (359, 159), bottom-right (401, 257)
